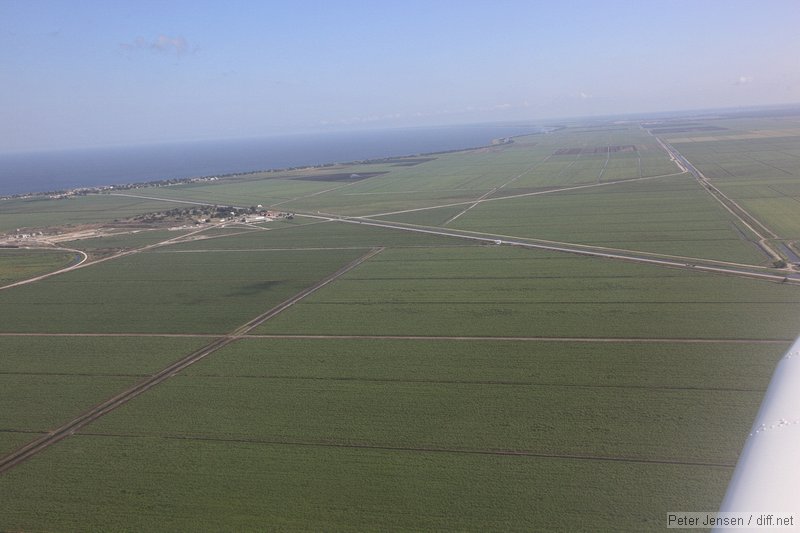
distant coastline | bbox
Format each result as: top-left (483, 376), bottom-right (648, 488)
top-left (0, 124), bottom-right (545, 199)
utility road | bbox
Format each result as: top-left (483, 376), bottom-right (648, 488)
top-left (656, 137), bottom-right (784, 263)
top-left (298, 214), bottom-right (800, 285)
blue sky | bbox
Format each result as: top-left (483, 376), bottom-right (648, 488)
top-left (1, 0), bottom-right (798, 152)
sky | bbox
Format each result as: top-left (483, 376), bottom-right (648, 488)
top-left (1, 0), bottom-right (799, 153)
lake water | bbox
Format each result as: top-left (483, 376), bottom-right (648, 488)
top-left (0, 124), bottom-right (544, 196)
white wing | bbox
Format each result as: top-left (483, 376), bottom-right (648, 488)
top-left (717, 337), bottom-right (800, 514)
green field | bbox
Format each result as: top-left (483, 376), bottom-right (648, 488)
top-left (0, 336), bottom-right (208, 455)
top-left (60, 228), bottom-right (196, 252)
top-left (255, 246), bottom-right (800, 339)
top-left (0, 435), bottom-right (731, 531)
top-left (444, 176), bottom-right (767, 263)
top-left (0, 247), bottom-right (368, 333)
top-left (658, 116), bottom-right (800, 240)
top-left (0, 248), bottom-right (78, 284)
top-left (0, 194), bottom-right (196, 233)
top-left (184, 337), bottom-right (784, 389)
top-left (2, 114), bottom-right (799, 531)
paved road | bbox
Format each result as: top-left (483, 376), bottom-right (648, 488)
top-left (298, 214), bottom-right (800, 285)
top-left (656, 137), bottom-right (784, 263)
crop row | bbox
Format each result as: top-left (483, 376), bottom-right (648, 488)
top-left (0, 434), bottom-right (731, 531)
top-left (255, 246), bottom-right (800, 339)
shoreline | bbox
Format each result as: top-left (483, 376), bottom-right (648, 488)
top-left (1, 129), bottom-right (551, 201)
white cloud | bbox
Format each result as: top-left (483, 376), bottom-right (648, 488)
top-left (735, 75), bottom-right (753, 85)
top-left (121, 35), bottom-right (192, 56)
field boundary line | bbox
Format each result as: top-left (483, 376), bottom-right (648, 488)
top-left (0, 247), bottom-right (384, 475)
top-left (297, 215), bottom-right (800, 285)
top-left (655, 137), bottom-right (784, 262)
top-left (0, 222), bottom-right (226, 291)
top-left (0, 333), bottom-right (789, 344)
top-left (243, 334), bottom-right (792, 344)
top-left (442, 155), bottom-right (552, 226)
top-left (351, 215), bottom-right (778, 272)
top-left (77, 431), bottom-right (737, 467)
top-left (0, 247), bottom-right (88, 291)
top-left (105, 192), bottom-right (217, 206)
top-left (362, 170), bottom-right (688, 219)
top-left (153, 373), bottom-right (767, 392)
top-left (0, 333), bottom-right (221, 337)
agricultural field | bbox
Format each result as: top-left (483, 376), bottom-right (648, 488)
top-left (0, 247), bottom-right (368, 333)
top-left (2, 115), bottom-right (800, 530)
top-left (0, 336), bottom-right (208, 456)
top-left (442, 176), bottom-right (768, 263)
top-left (664, 119), bottom-right (800, 240)
top-left (0, 248), bottom-right (78, 284)
top-left (0, 194), bottom-right (194, 233)
top-left (60, 228), bottom-right (196, 253)
top-left (255, 246), bottom-right (800, 339)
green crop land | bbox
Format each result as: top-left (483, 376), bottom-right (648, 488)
top-left (0, 249), bottom-right (78, 284)
top-left (256, 246), bottom-right (800, 339)
top-left (60, 228), bottom-right (195, 252)
top-left (0, 247), bottom-right (367, 333)
top-left (0, 194), bottom-right (195, 233)
top-left (0, 336), bottom-right (208, 455)
top-left (665, 123), bottom-right (800, 239)
top-left (2, 114), bottom-right (800, 531)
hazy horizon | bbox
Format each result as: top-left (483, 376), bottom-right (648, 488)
top-left (2, 0), bottom-right (799, 152)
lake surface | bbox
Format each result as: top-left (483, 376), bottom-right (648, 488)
top-left (0, 124), bottom-right (543, 196)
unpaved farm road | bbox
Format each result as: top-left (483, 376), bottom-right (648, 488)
top-left (0, 332), bottom-right (790, 344)
top-left (0, 247), bottom-right (88, 291)
top-left (0, 247), bottom-right (384, 475)
top-left (298, 214), bottom-right (800, 285)
top-left (0, 222), bottom-right (221, 292)
top-left (656, 137), bottom-right (785, 264)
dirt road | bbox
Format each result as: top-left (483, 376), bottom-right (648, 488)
top-left (0, 247), bottom-right (384, 475)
